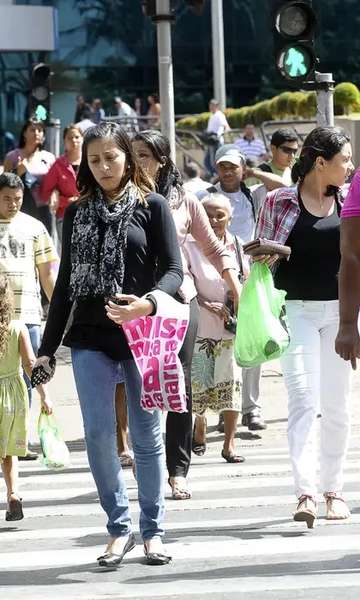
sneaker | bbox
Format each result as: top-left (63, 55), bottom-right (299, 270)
top-left (241, 413), bottom-right (267, 431)
top-left (293, 495), bottom-right (317, 529)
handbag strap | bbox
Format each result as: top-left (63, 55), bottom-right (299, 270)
top-left (233, 235), bottom-right (244, 278)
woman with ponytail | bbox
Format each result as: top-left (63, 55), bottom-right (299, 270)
top-left (133, 130), bottom-right (242, 500)
top-left (256, 126), bottom-right (354, 527)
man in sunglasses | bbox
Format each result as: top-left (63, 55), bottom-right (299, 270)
top-left (258, 128), bottom-right (299, 186)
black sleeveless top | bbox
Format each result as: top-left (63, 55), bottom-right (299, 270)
top-left (274, 196), bottom-right (341, 301)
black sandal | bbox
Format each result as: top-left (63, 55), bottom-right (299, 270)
top-left (221, 450), bottom-right (245, 463)
top-left (5, 495), bottom-right (23, 521)
top-left (192, 421), bottom-right (206, 456)
top-left (144, 543), bottom-right (172, 565)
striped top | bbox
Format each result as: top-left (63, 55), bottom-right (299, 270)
top-left (0, 212), bottom-right (58, 324)
top-left (234, 136), bottom-right (266, 162)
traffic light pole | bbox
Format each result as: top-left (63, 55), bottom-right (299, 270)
top-left (46, 118), bottom-right (61, 158)
top-left (211, 0), bottom-right (226, 110)
top-left (155, 0), bottom-right (176, 162)
top-left (315, 72), bottom-right (335, 128)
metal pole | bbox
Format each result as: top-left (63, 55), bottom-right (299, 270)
top-left (211, 0), bottom-right (226, 110)
top-left (46, 117), bottom-right (61, 157)
top-left (155, 0), bottom-right (176, 162)
top-left (315, 72), bottom-right (335, 128)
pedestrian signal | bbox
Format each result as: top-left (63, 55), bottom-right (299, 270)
top-left (273, 0), bottom-right (317, 82)
top-left (30, 63), bottom-right (52, 123)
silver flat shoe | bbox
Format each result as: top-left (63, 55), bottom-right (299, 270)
top-left (97, 532), bottom-right (136, 567)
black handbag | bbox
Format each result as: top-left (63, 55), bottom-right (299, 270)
top-left (200, 131), bottom-right (219, 146)
top-left (224, 236), bottom-right (244, 334)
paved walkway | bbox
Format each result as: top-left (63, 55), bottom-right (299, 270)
top-left (1, 353), bottom-right (360, 599)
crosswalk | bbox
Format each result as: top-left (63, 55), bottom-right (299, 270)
top-left (1, 428), bottom-right (360, 599)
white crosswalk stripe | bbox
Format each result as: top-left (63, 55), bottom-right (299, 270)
top-left (1, 435), bottom-right (360, 599)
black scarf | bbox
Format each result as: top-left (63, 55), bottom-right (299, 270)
top-left (69, 183), bottom-right (138, 301)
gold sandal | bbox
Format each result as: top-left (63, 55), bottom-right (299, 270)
top-left (293, 495), bottom-right (317, 529)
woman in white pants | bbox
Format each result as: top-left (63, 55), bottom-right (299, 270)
top-left (256, 126), bottom-right (354, 528)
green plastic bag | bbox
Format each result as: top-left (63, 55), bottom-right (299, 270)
top-left (38, 412), bottom-right (71, 469)
top-left (234, 262), bottom-right (290, 368)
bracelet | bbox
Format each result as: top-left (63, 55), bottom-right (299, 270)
top-left (144, 294), bottom-right (157, 316)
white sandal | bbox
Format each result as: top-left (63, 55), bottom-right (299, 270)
top-left (324, 493), bottom-right (350, 520)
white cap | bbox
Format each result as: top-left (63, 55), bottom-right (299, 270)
top-left (215, 144), bottom-right (245, 166)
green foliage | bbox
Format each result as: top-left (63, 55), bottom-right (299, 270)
top-left (334, 82), bottom-right (360, 115)
top-left (176, 83), bottom-right (360, 131)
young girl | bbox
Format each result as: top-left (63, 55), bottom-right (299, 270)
top-left (0, 275), bottom-right (52, 521)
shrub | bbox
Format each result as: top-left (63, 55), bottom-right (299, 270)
top-left (175, 82), bottom-right (360, 130)
top-left (334, 82), bottom-right (360, 115)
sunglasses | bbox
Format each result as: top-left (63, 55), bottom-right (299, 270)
top-left (278, 145), bottom-right (298, 156)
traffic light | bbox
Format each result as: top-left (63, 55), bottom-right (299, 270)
top-left (30, 63), bottom-right (51, 123)
top-left (273, 1), bottom-right (317, 83)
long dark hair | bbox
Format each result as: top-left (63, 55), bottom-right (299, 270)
top-left (133, 130), bottom-right (183, 201)
top-left (18, 118), bottom-right (45, 149)
top-left (292, 126), bottom-right (350, 196)
top-left (0, 275), bottom-right (13, 359)
top-left (77, 122), bottom-right (154, 203)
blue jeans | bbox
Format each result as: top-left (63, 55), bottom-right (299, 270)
top-left (25, 323), bottom-right (41, 406)
top-left (71, 349), bottom-right (166, 540)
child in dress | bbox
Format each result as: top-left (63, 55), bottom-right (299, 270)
top-left (0, 275), bottom-right (52, 521)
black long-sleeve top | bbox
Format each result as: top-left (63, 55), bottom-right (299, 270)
top-left (39, 193), bottom-right (183, 361)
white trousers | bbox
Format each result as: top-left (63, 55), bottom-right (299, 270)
top-left (280, 300), bottom-right (352, 499)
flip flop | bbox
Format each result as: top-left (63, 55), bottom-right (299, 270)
top-left (192, 421), bottom-right (206, 456)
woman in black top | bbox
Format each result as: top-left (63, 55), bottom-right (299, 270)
top-left (36, 123), bottom-right (183, 566)
top-left (133, 130), bottom-right (241, 500)
top-left (256, 127), bottom-right (354, 528)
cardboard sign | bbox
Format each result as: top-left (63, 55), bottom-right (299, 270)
top-left (122, 291), bottom-right (189, 413)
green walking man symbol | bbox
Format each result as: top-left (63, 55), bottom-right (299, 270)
top-left (284, 47), bottom-right (308, 78)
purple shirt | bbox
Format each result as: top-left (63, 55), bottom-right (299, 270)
top-left (341, 170), bottom-right (360, 218)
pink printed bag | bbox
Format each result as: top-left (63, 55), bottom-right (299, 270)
top-left (122, 291), bottom-right (190, 413)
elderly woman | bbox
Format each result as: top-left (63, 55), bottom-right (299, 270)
top-left (184, 192), bottom-right (247, 463)
top-left (132, 130), bottom-right (241, 500)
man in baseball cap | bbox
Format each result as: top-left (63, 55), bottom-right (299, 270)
top-left (215, 144), bottom-right (246, 167)
top-left (197, 143), bottom-right (268, 433)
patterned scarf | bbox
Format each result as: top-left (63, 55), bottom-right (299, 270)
top-left (69, 182), bottom-right (138, 301)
